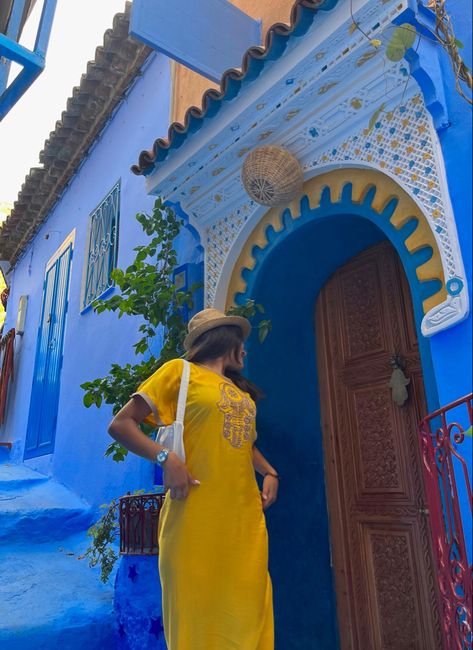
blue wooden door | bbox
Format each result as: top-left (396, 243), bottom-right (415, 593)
top-left (24, 242), bottom-right (73, 459)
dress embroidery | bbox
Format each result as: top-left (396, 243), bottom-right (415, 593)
top-left (217, 382), bottom-right (256, 448)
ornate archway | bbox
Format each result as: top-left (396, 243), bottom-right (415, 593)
top-left (225, 167), bottom-right (466, 337)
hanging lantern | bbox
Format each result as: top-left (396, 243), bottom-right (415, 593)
top-left (241, 146), bottom-right (304, 206)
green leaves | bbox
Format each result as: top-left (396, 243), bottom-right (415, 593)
top-left (386, 23), bottom-right (416, 62)
top-left (226, 299), bottom-right (272, 343)
top-left (258, 319), bottom-right (272, 343)
top-left (81, 198), bottom-right (195, 432)
top-left (104, 441), bottom-right (128, 463)
top-left (78, 497), bottom-right (119, 583)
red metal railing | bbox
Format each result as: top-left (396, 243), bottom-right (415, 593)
top-left (119, 493), bottom-right (166, 555)
top-left (0, 328), bottom-right (15, 425)
top-left (419, 393), bottom-right (472, 650)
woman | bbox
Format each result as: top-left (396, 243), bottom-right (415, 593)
top-left (108, 308), bottom-right (279, 650)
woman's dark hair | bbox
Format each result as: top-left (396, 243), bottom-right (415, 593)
top-left (187, 325), bottom-right (264, 402)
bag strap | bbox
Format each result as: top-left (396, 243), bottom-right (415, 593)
top-left (175, 359), bottom-right (190, 425)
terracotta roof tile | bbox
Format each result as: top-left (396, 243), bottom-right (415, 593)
top-left (0, 2), bottom-right (151, 267)
top-left (131, 0), bottom-right (333, 176)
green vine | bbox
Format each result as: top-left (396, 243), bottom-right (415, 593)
top-left (80, 198), bottom-right (198, 462)
top-left (78, 498), bottom-right (120, 583)
top-left (226, 299), bottom-right (272, 343)
top-left (79, 489), bottom-right (154, 583)
top-left (349, 0), bottom-right (473, 131)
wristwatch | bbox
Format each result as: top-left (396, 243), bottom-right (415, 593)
top-left (156, 448), bottom-right (170, 467)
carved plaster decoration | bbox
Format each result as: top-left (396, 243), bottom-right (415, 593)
top-left (143, 0), bottom-right (468, 336)
top-left (224, 166), bottom-right (469, 337)
top-left (218, 98), bottom-right (468, 336)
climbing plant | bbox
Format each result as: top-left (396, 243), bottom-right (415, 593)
top-left (349, 0), bottom-right (473, 132)
top-left (79, 496), bottom-right (120, 583)
top-left (80, 197), bottom-right (196, 462)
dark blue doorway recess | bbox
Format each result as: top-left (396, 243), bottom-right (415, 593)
top-left (24, 240), bottom-right (73, 459)
top-left (240, 212), bottom-right (438, 649)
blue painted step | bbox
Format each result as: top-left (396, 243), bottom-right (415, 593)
top-left (0, 464), bottom-right (117, 648)
top-left (0, 465), bottom-right (93, 545)
top-left (0, 533), bottom-right (116, 650)
top-left (0, 462), bottom-right (49, 491)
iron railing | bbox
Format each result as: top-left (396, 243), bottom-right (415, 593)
top-left (419, 393), bottom-right (472, 650)
top-left (119, 493), bottom-right (166, 556)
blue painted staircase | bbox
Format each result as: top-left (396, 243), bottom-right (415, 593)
top-left (0, 462), bottom-right (117, 649)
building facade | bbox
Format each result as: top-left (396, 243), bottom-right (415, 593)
top-left (0, 1), bottom-right (471, 648)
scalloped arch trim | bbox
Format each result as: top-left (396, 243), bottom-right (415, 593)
top-left (226, 168), bottom-right (446, 315)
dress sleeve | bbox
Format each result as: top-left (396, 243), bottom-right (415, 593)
top-left (132, 359), bottom-right (183, 427)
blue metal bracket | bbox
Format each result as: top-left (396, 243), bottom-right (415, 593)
top-left (130, 0), bottom-right (262, 83)
top-left (0, 0), bottom-right (57, 121)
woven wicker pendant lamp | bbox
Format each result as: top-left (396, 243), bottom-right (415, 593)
top-left (241, 145), bottom-right (304, 206)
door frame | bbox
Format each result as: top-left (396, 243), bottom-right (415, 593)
top-left (24, 229), bottom-right (75, 459)
top-left (224, 170), bottom-right (446, 647)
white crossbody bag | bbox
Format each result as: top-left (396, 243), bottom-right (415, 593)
top-left (154, 359), bottom-right (190, 462)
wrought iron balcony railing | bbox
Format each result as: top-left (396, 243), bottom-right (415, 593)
top-left (419, 393), bottom-right (472, 650)
top-left (119, 493), bottom-right (166, 556)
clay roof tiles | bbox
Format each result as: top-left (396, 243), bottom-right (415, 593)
top-left (131, 0), bottom-right (333, 176)
top-left (1, 0), bottom-right (335, 266)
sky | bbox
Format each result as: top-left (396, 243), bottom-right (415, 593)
top-left (0, 0), bottom-right (127, 210)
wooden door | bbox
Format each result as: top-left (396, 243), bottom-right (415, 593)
top-left (316, 242), bottom-right (442, 650)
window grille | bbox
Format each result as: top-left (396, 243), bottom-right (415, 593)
top-left (82, 181), bottom-right (120, 310)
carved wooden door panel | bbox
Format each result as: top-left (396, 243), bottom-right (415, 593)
top-left (316, 242), bottom-right (442, 650)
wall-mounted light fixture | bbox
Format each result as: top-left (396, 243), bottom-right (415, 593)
top-left (16, 294), bottom-right (28, 335)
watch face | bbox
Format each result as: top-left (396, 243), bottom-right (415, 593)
top-left (157, 450), bottom-right (168, 465)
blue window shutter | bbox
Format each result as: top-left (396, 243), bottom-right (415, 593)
top-left (25, 241), bottom-right (73, 459)
top-left (82, 181), bottom-right (120, 310)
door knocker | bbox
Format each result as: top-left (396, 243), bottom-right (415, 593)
top-left (388, 355), bottom-right (410, 407)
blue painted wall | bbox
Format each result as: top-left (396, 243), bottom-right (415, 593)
top-left (426, 0), bottom-right (472, 407)
top-left (0, 52), bottom-right (197, 511)
top-left (1, 3), bottom-right (470, 645)
top-left (426, 0), bottom-right (473, 557)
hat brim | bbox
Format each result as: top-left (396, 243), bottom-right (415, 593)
top-left (184, 315), bottom-right (251, 351)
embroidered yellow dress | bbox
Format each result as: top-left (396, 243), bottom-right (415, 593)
top-left (135, 359), bottom-right (274, 650)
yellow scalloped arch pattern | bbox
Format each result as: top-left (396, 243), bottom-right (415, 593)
top-left (226, 168), bottom-right (446, 314)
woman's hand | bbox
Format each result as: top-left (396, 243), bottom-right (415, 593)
top-left (164, 452), bottom-right (200, 500)
top-left (261, 475), bottom-right (279, 510)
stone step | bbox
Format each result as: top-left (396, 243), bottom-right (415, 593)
top-left (0, 463), bottom-right (49, 491)
top-left (0, 533), bottom-right (116, 649)
top-left (0, 477), bottom-right (93, 545)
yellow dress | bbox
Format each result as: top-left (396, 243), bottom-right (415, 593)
top-left (135, 359), bottom-right (274, 650)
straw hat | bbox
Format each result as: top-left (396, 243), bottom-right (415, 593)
top-left (184, 308), bottom-right (251, 351)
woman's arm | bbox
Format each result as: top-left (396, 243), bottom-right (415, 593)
top-left (108, 397), bottom-right (200, 499)
top-left (108, 396), bottom-right (162, 461)
top-left (252, 445), bottom-right (277, 477)
top-left (252, 445), bottom-right (279, 510)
